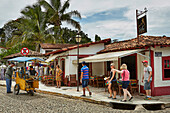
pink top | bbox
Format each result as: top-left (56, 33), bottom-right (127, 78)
top-left (121, 70), bottom-right (130, 81)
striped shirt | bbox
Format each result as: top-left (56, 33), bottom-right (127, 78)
top-left (81, 65), bottom-right (89, 80)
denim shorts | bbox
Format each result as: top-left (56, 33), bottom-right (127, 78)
top-left (122, 81), bottom-right (130, 89)
top-left (82, 79), bottom-right (89, 88)
top-left (144, 80), bottom-right (151, 90)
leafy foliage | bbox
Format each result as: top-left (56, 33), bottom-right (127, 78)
top-left (39, 0), bottom-right (81, 30)
top-left (95, 34), bottom-right (101, 42)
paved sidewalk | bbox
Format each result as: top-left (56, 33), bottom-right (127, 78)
top-left (0, 80), bottom-right (170, 106)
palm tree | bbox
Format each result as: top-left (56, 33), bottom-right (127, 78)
top-left (6, 4), bottom-right (57, 51)
top-left (39, 0), bottom-right (81, 31)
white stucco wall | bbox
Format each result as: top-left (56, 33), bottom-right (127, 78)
top-left (40, 48), bottom-right (46, 54)
top-left (153, 46), bottom-right (170, 87)
top-left (67, 43), bottom-right (105, 79)
top-left (40, 47), bottom-right (60, 54)
top-left (68, 43), bottom-right (105, 75)
top-left (69, 43), bottom-right (105, 55)
top-left (137, 51), bottom-right (150, 87)
top-left (92, 62), bottom-right (104, 76)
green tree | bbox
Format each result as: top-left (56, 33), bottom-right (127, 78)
top-left (6, 4), bottom-right (56, 51)
top-left (95, 34), bottom-right (101, 42)
top-left (39, 0), bottom-right (81, 30)
top-left (60, 27), bottom-right (92, 44)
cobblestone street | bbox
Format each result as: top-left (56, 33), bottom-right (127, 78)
top-left (0, 86), bottom-right (169, 113)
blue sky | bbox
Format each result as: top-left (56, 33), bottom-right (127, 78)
top-left (80, 7), bottom-right (128, 23)
top-left (0, 0), bottom-right (170, 41)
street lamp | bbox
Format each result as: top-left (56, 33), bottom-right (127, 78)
top-left (75, 34), bottom-right (81, 91)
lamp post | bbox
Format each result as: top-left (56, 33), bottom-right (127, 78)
top-left (75, 34), bottom-right (81, 91)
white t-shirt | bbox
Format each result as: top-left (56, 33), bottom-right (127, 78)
top-left (144, 66), bottom-right (152, 80)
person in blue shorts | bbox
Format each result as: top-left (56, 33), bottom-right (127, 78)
top-left (80, 61), bottom-right (92, 97)
top-left (142, 60), bottom-right (152, 100)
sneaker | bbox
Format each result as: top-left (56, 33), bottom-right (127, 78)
top-left (80, 95), bottom-right (86, 97)
top-left (7, 91), bottom-right (13, 93)
top-left (144, 97), bottom-right (151, 100)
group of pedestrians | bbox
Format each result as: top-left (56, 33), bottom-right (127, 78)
top-left (79, 60), bottom-right (152, 102)
top-left (107, 63), bottom-right (133, 102)
top-left (107, 60), bottom-right (152, 101)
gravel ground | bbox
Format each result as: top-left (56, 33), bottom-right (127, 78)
top-left (0, 86), bottom-right (169, 113)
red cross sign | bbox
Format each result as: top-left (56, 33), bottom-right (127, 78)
top-left (21, 47), bottom-right (29, 56)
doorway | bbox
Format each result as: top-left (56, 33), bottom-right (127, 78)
top-left (121, 54), bottom-right (137, 79)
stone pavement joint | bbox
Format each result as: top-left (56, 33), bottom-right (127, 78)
top-left (0, 80), bottom-right (170, 110)
top-left (37, 90), bottom-right (110, 106)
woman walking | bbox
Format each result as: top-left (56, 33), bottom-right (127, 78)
top-left (107, 63), bottom-right (118, 99)
top-left (114, 64), bottom-right (133, 102)
top-left (56, 65), bottom-right (62, 88)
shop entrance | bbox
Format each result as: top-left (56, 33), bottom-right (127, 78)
top-left (121, 54), bottom-right (137, 79)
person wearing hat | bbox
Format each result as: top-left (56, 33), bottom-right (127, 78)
top-left (142, 60), bottom-right (152, 100)
top-left (80, 61), bottom-right (92, 97)
top-left (5, 62), bottom-right (15, 93)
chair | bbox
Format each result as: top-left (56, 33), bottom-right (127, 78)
top-left (104, 80), bottom-right (110, 92)
top-left (89, 76), bottom-right (95, 86)
top-left (129, 80), bottom-right (139, 95)
top-left (45, 75), bottom-right (55, 86)
top-left (69, 74), bottom-right (76, 86)
top-left (64, 76), bottom-right (69, 86)
top-left (96, 76), bottom-right (105, 88)
top-left (117, 80), bottom-right (123, 97)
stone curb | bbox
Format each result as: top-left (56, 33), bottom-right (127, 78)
top-left (1, 84), bottom-right (170, 110)
top-left (0, 84), bottom-right (110, 107)
top-left (36, 90), bottom-right (110, 107)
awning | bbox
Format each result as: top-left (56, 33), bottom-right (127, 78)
top-left (45, 52), bottom-right (68, 62)
top-left (73, 49), bottom-right (144, 63)
top-left (8, 57), bottom-right (44, 62)
top-left (45, 54), bottom-right (58, 62)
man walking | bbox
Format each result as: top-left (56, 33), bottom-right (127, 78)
top-left (5, 62), bottom-right (15, 93)
top-left (142, 60), bottom-right (152, 100)
top-left (80, 61), bottom-right (92, 97)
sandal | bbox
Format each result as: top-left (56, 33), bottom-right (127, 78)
top-left (129, 96), bottom-right (133, 101)
top-left (89, 92), bottom-right (92, 96)
top-left (108, 96), bottom-right (112, 98)
top-left (112, 97), bottom-right (117, 99)
top-left (120, 100), bottom-right (127, 102)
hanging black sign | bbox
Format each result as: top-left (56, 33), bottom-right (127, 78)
top-left (137, 15), bottom-right (147, 35)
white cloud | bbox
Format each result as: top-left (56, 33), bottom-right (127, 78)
top-left (82, 20), bottom-right (136, 41)
top-left (0, 0), bottom-right (37, 27)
